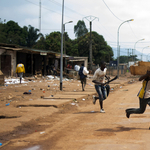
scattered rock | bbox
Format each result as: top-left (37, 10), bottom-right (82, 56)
top-left (41, 95), bottom-right (44, 98)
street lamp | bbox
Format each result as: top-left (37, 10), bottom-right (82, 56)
top-left (117, 19), bottom-right (134, 78)
top-left (63, 21), bottom-right (73, 74)
top-left (134, 38), bottom-right (145, 63)
top-left (141, 46), bottom-right (150, 61)
top-left (63, 21), bottom-right (73, 55)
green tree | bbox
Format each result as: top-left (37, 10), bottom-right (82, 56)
top-left (45, 32), bottom-right (61, 52)
top-left (24, 25), bottom-right (42, 48)
top-left (75, 31), bottom-right (113, 64)
top-left (115, 55), bottom-right (139, 63)
top-left (0, 20), bottom-right (28, 46)
top-left (74, 20), bottom-right (88, 38)
top-left (92, 32), bottom-right (113, 64)
top-left (43, 31), bottom-right (73, 53)
top-left (64, 32), bottom-right (76, 55)
top-left (33, 35), bottom-right (46, 50)
top-left (0, 23), bottom-right (7, 43)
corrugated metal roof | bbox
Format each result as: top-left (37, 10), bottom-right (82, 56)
top-left (0, 46), bottom-right (23, 51)
top-left (23, 48), bottom-right (57, 54)
top-left (0, 43), bottom-right (86, 59)
top-left (0, 45), bottom-right (71, 57)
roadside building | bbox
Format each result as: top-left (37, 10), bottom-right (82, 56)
top-left (0, 43), bottom-right (88, 78)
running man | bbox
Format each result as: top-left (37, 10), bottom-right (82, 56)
top-left (126, 70), bottom-right (150, 118)
top-left (92, 61), bottom-right (110, 113)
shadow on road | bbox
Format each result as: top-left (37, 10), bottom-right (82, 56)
top-left (96, 126), bottom-right (148, 132)
top-left (74, 111), bottom-right (100, 114)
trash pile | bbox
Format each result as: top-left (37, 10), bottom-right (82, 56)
top-left (4, 75), bottom-right (72, 85)
top-left (5, 78), bottom-right (28, 85)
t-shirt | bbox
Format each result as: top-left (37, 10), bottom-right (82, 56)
top-left (16, 63), bottom-right (25, 73)
top-left (138, 80), bottom-right (150, 99)
top-left (93, 68), bottom-right (107, 85)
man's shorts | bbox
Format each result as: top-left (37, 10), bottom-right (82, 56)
top-left (95, 85), bottom-right (107, 101)
top-left (80, 77), bottom-right (86, 84)
top-left (18, 72), bottom-right (23, 79)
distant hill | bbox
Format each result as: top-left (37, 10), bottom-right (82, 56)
top-left (112, 47), bottom-right (148, 61)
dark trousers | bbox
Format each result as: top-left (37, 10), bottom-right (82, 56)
top-left (80, 77), bottom-right (86, 91)
top-left (126, 97), bottom-right (150, 115)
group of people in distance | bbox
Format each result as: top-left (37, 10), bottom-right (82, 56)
top-left (78, 61), bottom-right (150, 122)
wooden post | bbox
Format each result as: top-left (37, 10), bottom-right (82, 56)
top-left (31, 53), bottom-right (33, 75)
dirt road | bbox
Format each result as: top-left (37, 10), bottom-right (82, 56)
top-left (1, 75), bottom-right (150, 150)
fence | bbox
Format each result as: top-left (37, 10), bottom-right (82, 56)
top-left (106, 64), bottom-right (128, 76)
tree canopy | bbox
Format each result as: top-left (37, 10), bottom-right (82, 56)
top-left (115, 55), bottom-right (139, 63)
top-left (76, 31), bottom-right (113, 64)
top-left (23, 25), bottom-right (42, 48)
top-left (0, 20), bottom-right (114, 65)
top-left (74, 20), bottom-right (88, 38)
top-left (0, 20), bottom-right (41, 47)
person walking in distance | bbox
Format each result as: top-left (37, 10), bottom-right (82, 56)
top-left (92, 61), bottom-right (110, 113)
top-left (126, 70), bottom-right (150, 119)
top-left (16, 60), bottom-right (25, 84)
top-left (78, 63), bottom-right (89, 91)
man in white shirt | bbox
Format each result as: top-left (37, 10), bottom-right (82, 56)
top-left (92, 61), bottom-right (110, 113)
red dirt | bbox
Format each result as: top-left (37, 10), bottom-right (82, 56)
top-left (1, 74), bottom-right (149, 150)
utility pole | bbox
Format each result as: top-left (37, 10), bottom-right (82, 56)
top-left (127, 49), bottom-right (129, 63)
top-left (60, 0), bottom-right (64, 91)
top-left (63, 25), bottom-right (66, 54)
top-left (127, 49), bottom-right (129, 58)
top-left (132, 49), bottom-right (134, 61)
top-left (83, 16), bottom-right (99, 71)
top-left (39, 0), bottom-right (41, 33)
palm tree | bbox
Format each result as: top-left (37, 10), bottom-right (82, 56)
top-left (74, 20), bottom-right (88, 38)
top-left (24, 25), bottom-right (42, 48)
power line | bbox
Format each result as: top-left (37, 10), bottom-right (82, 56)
top-left (102, 0), bottom-right (123, 22)
top-left (25, 0), bottom-right (61, 14)
top-left (25, 0), bottom-right (146, 52)
top-left (95, 23), bottom-right (116, 42)
top-left (25, 0), bottom-right (78, 22)
top-left (127, 22), bottom-right (141, 40)
top-left (48, 0), bottom-right (85, 17)
top-left (25, 0), bottom-right (122, 46)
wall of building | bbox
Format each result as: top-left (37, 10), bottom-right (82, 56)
top-left (0, 49), bottom-right (16, 76)
top-left (12, 51), bottom-right (16, 76)
top-left (68, 57), bottom-right (88, 69)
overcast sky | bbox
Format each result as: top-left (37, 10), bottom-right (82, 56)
top-left (1, 0), bottom-right (150, 60)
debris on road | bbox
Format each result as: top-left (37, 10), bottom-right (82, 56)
top-left (5, 103), bottom-right (10, 106)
